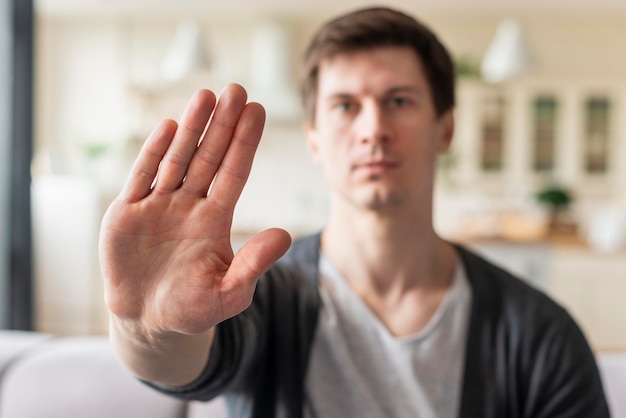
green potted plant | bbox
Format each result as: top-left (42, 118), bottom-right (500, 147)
top-left (535, 183), bottom-right (574, 233)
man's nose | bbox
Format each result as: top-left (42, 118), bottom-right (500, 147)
top-left (356, 102), bottom-right (389, 144)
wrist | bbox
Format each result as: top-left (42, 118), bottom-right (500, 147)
top-left (108, 315), bottom-right (215, 387)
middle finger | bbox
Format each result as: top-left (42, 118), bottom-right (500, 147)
top-left (153, 89), bottom-right (217, 193)
top-left (180, 84), bottom-right (249, 196)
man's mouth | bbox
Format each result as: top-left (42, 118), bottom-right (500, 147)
top-left (354, 160), bottom-right (399, 176)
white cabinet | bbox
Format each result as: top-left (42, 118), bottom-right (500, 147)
top-left (32, 176), bottom-right (107, 335)
top-left (546, 246), bottom-right (626, 351)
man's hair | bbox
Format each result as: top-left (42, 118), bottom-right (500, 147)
top-left (300, 7), bottom-right (455, 125)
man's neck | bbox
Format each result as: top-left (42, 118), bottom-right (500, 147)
top-left (320, 206), bottom-right (458, 337)
top-left (321, 205), bottom-right (456, 293)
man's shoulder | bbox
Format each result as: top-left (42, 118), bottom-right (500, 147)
top-left (458, 243), bottom-right (592, 381)
top-left (457, 244), bottom-right (609, 417)
top-left (456, 244), bottom-right (573, 329)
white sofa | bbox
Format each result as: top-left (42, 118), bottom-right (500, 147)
top-left (0, 330), bottom-right (624, 417)
top-left (0, 331), bottom-right (226, 418)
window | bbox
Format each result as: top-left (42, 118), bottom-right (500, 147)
top-left (584, 97), bottom-right (611, 174)
top-left (480, 95), bottom-right (506, 171)
top-left (532, 96), bottom-right (558, 172)
top-left (1, 0), bottom-right (34, 330)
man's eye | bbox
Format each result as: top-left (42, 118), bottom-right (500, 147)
top-left (389, 97), bottom-right (410, 107)
top-left (335, 102), bottom-right (356, 112)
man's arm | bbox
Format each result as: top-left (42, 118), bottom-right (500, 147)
top-left (528, 313), bottom-right (610, 418)
top-left (99, 84), bottom-right (291, 387)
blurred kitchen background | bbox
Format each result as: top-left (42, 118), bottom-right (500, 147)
top-left (1, 0), bottom-right (625, 352)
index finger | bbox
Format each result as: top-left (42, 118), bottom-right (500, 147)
top-left (120, 119), bottom-right (178, 202)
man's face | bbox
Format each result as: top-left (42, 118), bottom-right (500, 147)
top-left (306, 46), bottom-right (454, 213)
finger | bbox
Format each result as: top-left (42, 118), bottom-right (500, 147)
top-left (153, 89), bottom-right (217, 193)
top-left (206, 102), bottom-right (265, 211)
top-left (121, 119), bottom-right (178, 202)
top-left (180, 84), bottom-right (248, 196)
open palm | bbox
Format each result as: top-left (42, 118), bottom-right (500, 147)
top-left (99, 84), bottom-right (291, 338)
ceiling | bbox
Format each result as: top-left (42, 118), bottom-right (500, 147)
top-left (35, 0), bottom-right (626, 19)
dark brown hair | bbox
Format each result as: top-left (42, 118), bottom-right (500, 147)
top-left (300, 7), bottom-right (455, 125)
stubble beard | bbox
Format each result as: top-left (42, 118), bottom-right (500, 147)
top-left (348, 179), bottom-right (408, 213)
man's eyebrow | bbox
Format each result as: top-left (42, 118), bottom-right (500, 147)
top-left (322, 86), bottom-right (425, 101)
top-left (386, 86), bottom-right (424, 96)
top-left (324, 92), bottom-right (355, 101)
top-left (327, 87), bottom-right (422, 96)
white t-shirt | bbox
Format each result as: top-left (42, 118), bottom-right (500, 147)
top-left (304, 255), bottom-right (472, 418)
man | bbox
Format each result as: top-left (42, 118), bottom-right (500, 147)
top-left (100, 7), bottom-right (609, 418)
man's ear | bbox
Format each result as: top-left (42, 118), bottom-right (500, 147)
top-left (305, 123), bottom-right (322, 164)
top-left (437, 110), bottom-right (455, 153)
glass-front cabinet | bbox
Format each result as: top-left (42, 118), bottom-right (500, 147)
top-left (452, 79), bottom-right (624, 199)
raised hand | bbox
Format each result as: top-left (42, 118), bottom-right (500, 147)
top-left (99, 85), bottom-right (291, 383)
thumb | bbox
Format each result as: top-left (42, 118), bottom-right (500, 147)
top-left (227, 228), bottom-right (292, 289)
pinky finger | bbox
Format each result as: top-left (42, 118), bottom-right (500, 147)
top-left (121, 119), bottom-right (178, 202)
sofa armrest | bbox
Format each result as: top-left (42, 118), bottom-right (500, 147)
top-left (0, 336), bottom-right (187, 418)
top-left (0, 330), bottom-right (51, 372)
top-left (597, 352), bottom-right (626, 418)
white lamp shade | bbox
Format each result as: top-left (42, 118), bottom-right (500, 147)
top-left (160, 21), bottom-right (209, 83)
top-left (248, 22), bottom-right (300, 121)
top-left (481, 19), bottom-right (534, 83)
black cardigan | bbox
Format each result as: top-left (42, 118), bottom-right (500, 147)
top-left (154, 233), bottom-right (610, 418)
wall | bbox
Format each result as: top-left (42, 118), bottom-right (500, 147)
top-left (35, 13), bottom-right (626, 183)
top-left (32, 11), bottom-right (626, 335)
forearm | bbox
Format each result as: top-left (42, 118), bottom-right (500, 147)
top-left (109, 316), bottom-right (215, 387)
